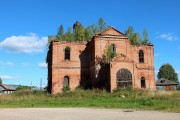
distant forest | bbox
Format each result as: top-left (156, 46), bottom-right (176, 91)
top-left (48, 18), bottom-right (151, 45)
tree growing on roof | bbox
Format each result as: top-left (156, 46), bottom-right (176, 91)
top-left (64, 27), bottom-right (74, 42)
top-left (57, 24), bottom-right (64, 41)
top-left (142, 28), bottom-right (151, 45)
top-left (97, 17), bottom-right (106, 33)
top-left (48, 18), bottom-right (152, 46)
top-left (84, 26), bottom-right (93, 41)
top-left (125, 26), bottom-right (151, 45)
top-left (101, 44), bottom-right (117, 64)
top-left (125, 26), bottom-right (142, 45)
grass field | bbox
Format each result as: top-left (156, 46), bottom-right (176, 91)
top-left (0, 88), bottom-right (180, 112)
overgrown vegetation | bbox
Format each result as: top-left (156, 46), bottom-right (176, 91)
top-left (125, 26), bottom-right (151, 45)
top-left (16, 85), bottom-right (32, 91)
top-left (0, 88), bottom-right (180, 112)
top-left (102, 44), bottom-right (117, 63)
top-left (48, 18), bottom-right (107, 43)
top-left (48, 18), bottom-right (151, 45)
top-left (96, 44), bottom-right (117, 65)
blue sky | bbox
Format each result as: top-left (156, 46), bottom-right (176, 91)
top-left (0, 0), bottom-right (180, 86)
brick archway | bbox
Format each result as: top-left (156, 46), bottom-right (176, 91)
top-left (116, 68), bottom-right (132, 88)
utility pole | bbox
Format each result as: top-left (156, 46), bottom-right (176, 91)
top-left (40, 78), bottom-right (42, 90)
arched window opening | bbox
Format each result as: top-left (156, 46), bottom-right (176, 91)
top-left (116, 68), bottom-right (132, 88)
top-left (64, 76), bottom-right (69, 88)
top-left (111, 44), bottom-right (116, 54)
top-left (139, 50), bottom-right (144, 63)
top-left (141, 77), bottom-right (146, 88)
top-left (64, 47), bottom-right (70, 61)
top-left (109, 44), bottom-right (116, 59)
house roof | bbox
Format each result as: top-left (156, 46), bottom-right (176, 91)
top-left (0, 85), bottom-right (5, 91)
top-left (0, 84), bottom-right (16, 91)
top-left (156, 78), bottom-right (178, 86)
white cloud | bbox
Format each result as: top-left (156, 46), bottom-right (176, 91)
top-left (0, 75), bottom-right (15, 80)
top-left (38, 62), bottom-right (47, 69)
top-left (0, 33), bottom-right (48, 53)
top-left (156, 33), bottom-right (179, 41)
top-left (0, 61), bottom-right (15, 67)
top-left (6, 61), bottom-right (14, 66)
top-left (154, 53), bottom-right (160, 57)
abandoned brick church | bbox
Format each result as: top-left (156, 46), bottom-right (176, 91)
top-left (47, 27), bottom-right (156, 94)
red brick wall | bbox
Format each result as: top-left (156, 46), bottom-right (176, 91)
top-left (131, 45), bottom-right (156, 90)
top-left (109, 45), bottom-right (155, 91)
top-left (51, 41), bottom-right (88, 94)
top-left (48, 27), bottom-right (156, 94)
top-left (92, 28), bottom-right (155, 92)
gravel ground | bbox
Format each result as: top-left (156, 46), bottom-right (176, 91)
top-left (0, 108), bottom-right (179, 120)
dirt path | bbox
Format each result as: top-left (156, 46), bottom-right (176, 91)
top-left (0, 108), bottom-right (179, 120)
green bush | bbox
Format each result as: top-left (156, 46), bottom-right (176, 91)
top-left (32, 90), bottom-right (47, 95)
top-left (13, 89), bottom-right (47, 97)
top-left (16, 86), bottom-right (31, 91)
top-left (13, 89), bottom-right (33, 96)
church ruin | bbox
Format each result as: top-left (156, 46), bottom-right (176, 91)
top-left (47, 27), bottom-right (156, 94)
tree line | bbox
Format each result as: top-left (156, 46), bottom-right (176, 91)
top-left (48, 18), bottom-right (151, 45)
top-left (48, 18), bottom-right (107, 43)
top-left (125, 26), bottom-right (151, 45)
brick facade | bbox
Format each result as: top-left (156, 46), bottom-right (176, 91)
top-left (47, 27), bottom-right (156, 94)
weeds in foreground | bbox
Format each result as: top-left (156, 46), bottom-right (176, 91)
top-left (0, 88), bottom-right (180, 112)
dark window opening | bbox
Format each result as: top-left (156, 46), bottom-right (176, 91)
top-left (139, 50), bottom-right (144, 63)
top-left (109, 44), bottom-right (116, 58)
top-left (112, 44), bottom-right (116, 54)
top-left (64, 47), bottom-right (70, 61)
top-left (141, 77), bottom-right (146, 88)
top-left (116, 68), bottom-right (132, 88)
top-left (64, 76), bottom-right (69, 88)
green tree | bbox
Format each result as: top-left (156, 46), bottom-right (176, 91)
top-left (125, 26), bottom-right (142, 45)
top-left (73, 21), bottom-right (85, 41)
top-left (0, 77), bottom-right (2, 84)
top-left (97, 17), bottom-right (106, 32)
top-left (48, 35), bottom-right (56, 43)
top-left (102, 45), bottom-right (116, 64)
top-left (142, 28), bottom-right (151, 45)
top-left (134, 33), bottom-right (142, 45)
top-left (64, 27), bottom-right (74, 42)
top-left (90, 24), bottom-right (97, 35)
top-left (84, 26), bottom-right (93, 41)
top-left (57, 24), bottom-right (64, 41)
top-left (16, 85), bottom-right (31, 91)
top-left (157, 63), bottom-right (178, 83)
top-left (79, 26), bottom-right (85, 41)
top-left (57, 24), bottom-right (64, 36)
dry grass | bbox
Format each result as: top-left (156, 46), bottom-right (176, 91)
top-left (0, 88), bottom-right (180, 112)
